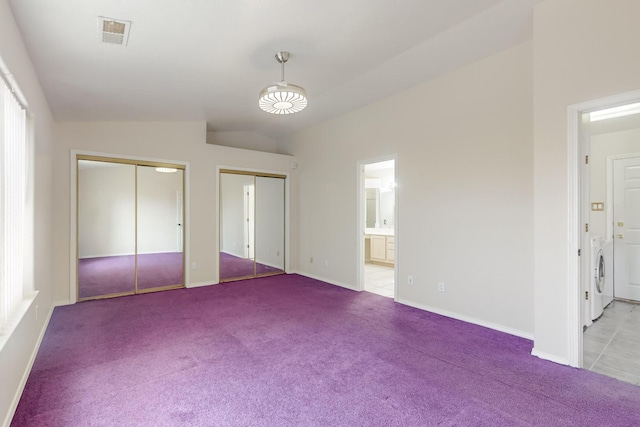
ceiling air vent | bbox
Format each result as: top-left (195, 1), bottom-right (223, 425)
top-left (98, 17), bottom-right (131, 46)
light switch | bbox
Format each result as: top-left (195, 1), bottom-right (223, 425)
top-left (591, 202), bottom-right (604, 211)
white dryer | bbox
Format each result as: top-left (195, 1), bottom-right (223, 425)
top-left (590, 237), bottom-right (614, 320)
top-left (601, 239), bottom-right (614, 308)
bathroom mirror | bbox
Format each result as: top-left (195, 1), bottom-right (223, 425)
top-left (364, 161), bottom-right (395, 229)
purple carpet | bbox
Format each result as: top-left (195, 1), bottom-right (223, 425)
top-left (78, 252), bottom-right (183, 299)
top-left (219, 251), bottom-right (282, 281)
top-left (12, 274), bottom-right (640, 426)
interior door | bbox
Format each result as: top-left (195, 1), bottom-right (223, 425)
top-left (613, 156), bottom-right (640, 301)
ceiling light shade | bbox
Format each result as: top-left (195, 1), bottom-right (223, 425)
top-left (259, 52), bottom-right (307, 115)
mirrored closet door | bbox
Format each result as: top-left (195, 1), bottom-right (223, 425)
top-left (219, 170), bottom-right (285, 282)
top-left (77, 156), bottom-right (185, 300)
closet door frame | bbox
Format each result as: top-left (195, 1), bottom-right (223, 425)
top-left (70, 150), bottom-right (190, 304)
top-left (217, 167), bottom-right (290, 283)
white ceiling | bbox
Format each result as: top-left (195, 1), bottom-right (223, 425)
top-left (8, 0), bottom-right (541, 141)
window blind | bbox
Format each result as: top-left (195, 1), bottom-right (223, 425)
top-left (0, 75), bottom-right (27, 330)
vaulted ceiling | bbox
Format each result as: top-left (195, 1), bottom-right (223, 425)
top-left (8, 0), bottom-right (541, 141)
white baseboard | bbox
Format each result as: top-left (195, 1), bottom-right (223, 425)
top-left (396, 297), bottom-right (534, 340)
top-left (292, 271), bottom-right (358, 291)
top-left (255, 259), bottom-right (282, 270)
top-left (531, 347), bottom-right (569, 366)
top-left (291, 273), bottom-right (533, 341)
top-left (187, 280), bottom-right (218, 288)
top-left (79, 250), bottom-right (181, 259)
top-left (53, 299), bottom-right (72, 307)
top-left (4, 302), bottom-right (56, 427)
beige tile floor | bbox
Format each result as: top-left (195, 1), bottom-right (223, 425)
top-left (364, 263), bottom-right (394, 298)
top-left (583, 299), bottom-right (640, 385)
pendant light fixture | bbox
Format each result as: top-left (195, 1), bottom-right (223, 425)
top-left (259, 51), bottom-right (307, 115)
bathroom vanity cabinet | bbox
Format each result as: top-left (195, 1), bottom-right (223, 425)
top-left (369, 234), bottom-right (394, 265)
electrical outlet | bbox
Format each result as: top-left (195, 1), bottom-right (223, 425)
top-left (408, 275), bottom-right (414, 285)
top-left (192, 262), bottom-right (197, 270)
top-left (438, 282), bottom-right (445, 293)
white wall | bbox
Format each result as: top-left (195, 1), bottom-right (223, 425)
top-left (291, 41), bottom-right (534, 337)
top-left (533, 0), bottom-right (640, 363)
top-left (53, 122), bottom-right (297, 300)
top-left (0, 1), bottom-right (55, 425)
top-left (207, 131), bottom-right (283, 154)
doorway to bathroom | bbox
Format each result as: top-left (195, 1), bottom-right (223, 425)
top-left (358, 157), bottom-right (397, 299)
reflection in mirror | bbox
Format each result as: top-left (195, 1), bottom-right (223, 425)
top-left (220, 173), bottom-right (256, 280)
top-left (77, 160), bottom-right (136, 299)
top-left (364, 162), bottom-right (395, 230)
top-left (219, 171), bottom-right (286, 282)
top-left (380, 189), bottom-right (394, 228)
top-left (365, 188), bottom-right (378, 228)
top-left (77, 159), bottom-right (185, 300)
top-left (255, 176), bottom-right (285, 274)
top-left (137, 165), bottom-right (184, 291)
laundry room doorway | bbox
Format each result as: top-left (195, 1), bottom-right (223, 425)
top-left (570, 92), bottom-right (640, 384)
